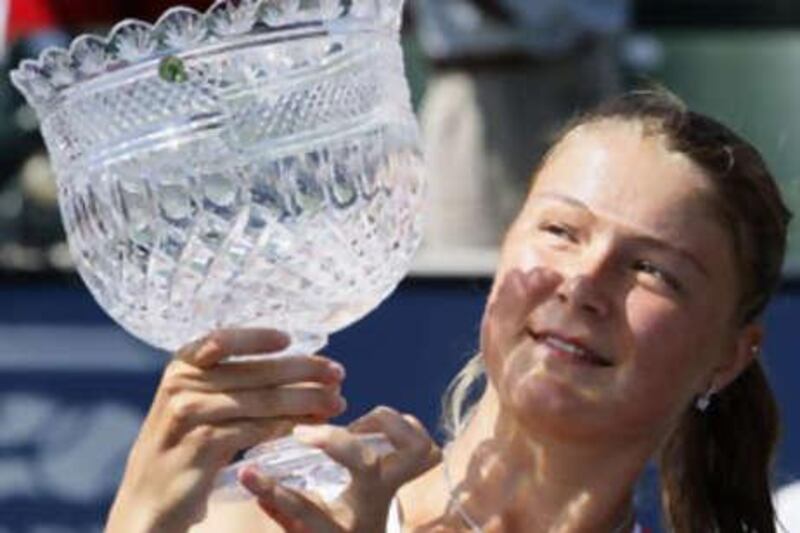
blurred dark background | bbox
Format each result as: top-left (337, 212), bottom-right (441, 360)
top-left (635, 0), bottom-right (800, 27)
top-left (0, 1), bottom-right (799, 531)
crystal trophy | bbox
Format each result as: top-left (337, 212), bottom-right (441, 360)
top-left (11, 0), bottom-right (424, 501)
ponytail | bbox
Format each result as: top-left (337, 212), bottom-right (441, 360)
top-left (659, 361), bottom-right (779, 532)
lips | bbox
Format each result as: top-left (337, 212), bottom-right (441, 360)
top-left (529, 330), bottom-right (613, 367)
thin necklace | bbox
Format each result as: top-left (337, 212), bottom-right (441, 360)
top-left (441, 446), bottom-right (483, 533)
top-left (441, 447), bottom-right (636, 533)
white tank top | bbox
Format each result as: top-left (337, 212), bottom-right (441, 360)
top-left (386, 497), bottom-right (403, 533)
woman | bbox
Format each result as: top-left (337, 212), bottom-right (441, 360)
top-left (107, 90), bottom-right (791, 532)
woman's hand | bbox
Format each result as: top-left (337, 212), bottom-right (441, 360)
top-left (239, 406), bottom-right (441, 533)
top-left (105, 329), bottom-right (347, 533)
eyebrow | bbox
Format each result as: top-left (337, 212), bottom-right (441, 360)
top-left (530, 192), bottom-right (711, 278)
top-left (531, 192), bottom-right (590, 211)
top-left (629, 235), bottom-right (710, 278)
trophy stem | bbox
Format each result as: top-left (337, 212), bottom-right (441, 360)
top-left (211, 433), bottom-right (395, 503)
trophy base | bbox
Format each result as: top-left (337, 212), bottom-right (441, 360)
top-left (211, 433), bottom-right (395, 503)
top-left (226, 330), bottom-right (329, 362)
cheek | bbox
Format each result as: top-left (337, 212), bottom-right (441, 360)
top-left (482, 338), bottom-right (572, 425)
top-left (480, 308), bottom-right (524, 393)
top-left (621, 293), bottom-right (719, 408)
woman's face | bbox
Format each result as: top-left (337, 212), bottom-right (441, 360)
top-left (483, 119), bottom-right (749, 443)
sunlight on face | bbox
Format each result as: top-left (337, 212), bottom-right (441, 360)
top-left (484, 120), bottom-right (742, 443)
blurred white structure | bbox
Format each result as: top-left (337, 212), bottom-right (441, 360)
top-left (0, 0), bottom-right (7, 58)
top-left (775, 481), bottom-right (800, 532)
top-left (0, 0), bottom-right (11, 61)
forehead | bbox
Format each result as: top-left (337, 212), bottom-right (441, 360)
top-left (528, 120), bottom-right (721, 242)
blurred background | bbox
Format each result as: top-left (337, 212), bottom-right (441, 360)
top-left (0, 0), bottom-right (799, 531)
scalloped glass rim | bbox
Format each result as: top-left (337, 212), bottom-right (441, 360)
top-left (10, 0), bottom-right (402, 108)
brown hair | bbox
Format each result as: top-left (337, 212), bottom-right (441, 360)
top-left (567, 89), bottom-right (791, 532)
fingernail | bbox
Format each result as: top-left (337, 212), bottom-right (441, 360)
top-left (195, 339), bottom-right (223, 366)
top-left (327, 395), bottom-right (347, 416)
top-left (238, 466), bottom-right (271, 493)
top-left (293, 424), bottom-right (327, 443)
top-left (274, 330), bottom-right (291, 347)
top-left (329, 362), bottom-right (346, 380)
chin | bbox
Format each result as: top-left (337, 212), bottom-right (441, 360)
top-left (487, 336), bottom-right (627, 440)
top-left (503, 371), bottom-right (616, 441)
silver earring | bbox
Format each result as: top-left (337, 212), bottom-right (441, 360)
top-left (696, 387), bottom-right (714, 412)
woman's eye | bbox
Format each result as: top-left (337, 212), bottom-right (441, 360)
top-left (539, 222), bottom-right (578, 242)
top-left (632, 259), bottom-right (683, 292)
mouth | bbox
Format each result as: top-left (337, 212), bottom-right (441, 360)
top-left (528, 330), bottom-right (613, 368)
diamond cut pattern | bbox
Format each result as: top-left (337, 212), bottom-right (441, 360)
top-left (40, 32), bottom-right (422, 351)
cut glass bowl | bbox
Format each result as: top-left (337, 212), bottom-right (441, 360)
top-left (11, 0), bottom-right (424, 356)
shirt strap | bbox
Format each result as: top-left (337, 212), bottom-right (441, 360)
top-left (386, 496), bottom-right (403, 533)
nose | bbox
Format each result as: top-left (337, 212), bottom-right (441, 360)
top-left (556, 274), bottom-right (611, 318)
top-left (555, 244), bottom-right (616, 318)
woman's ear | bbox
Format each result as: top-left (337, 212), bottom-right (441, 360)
top-left (710, 322), bottom-right (764, 393)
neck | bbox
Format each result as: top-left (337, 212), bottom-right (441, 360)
top-left (404, 387), bottom-right (653, 532)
